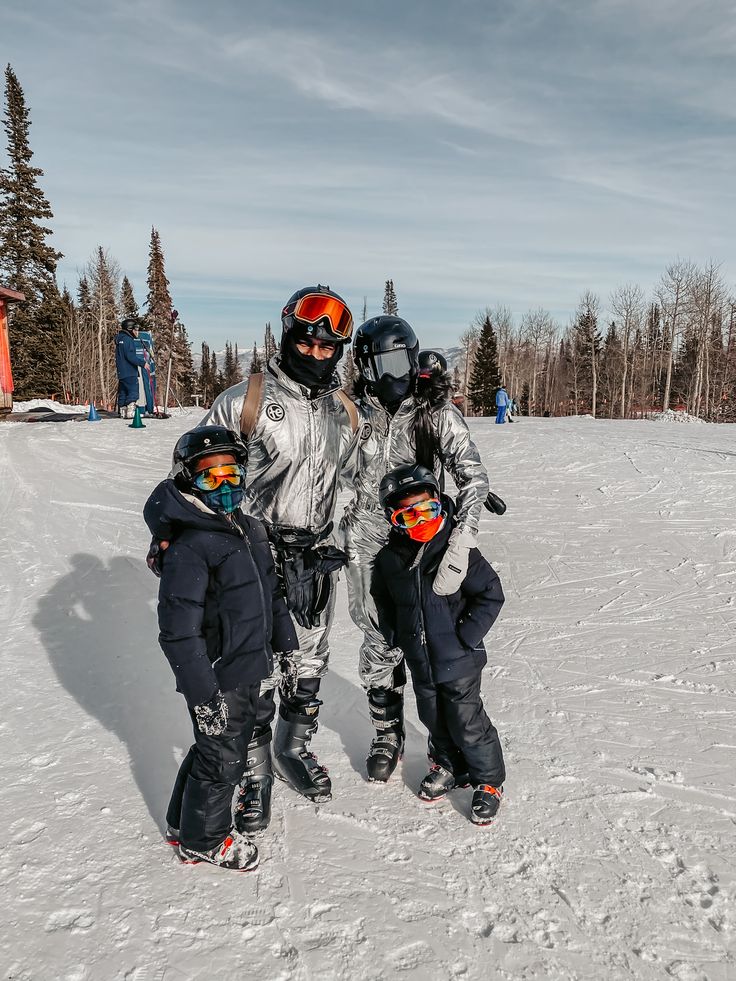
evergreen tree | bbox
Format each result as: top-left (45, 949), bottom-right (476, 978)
top-left (249, 342), bottom-right (263, 374)
top-left (144, 227), bottom-right (174, 361)
top-left (570, 292), bottom-right (602, 415)
top-left (223, 341), bottom-right (234, 385)
top-left (263, 321), bottom-right (277, 361)
top-left (382, 279), bottom-right (398, 316)
top-left (199, 341), bottom-right (212, 404)
top-left (468, 314), bottom-right (502, 415)
top-left (171, 319), bottom-right (195, 404)
top-left (0, 65), bottom-right (63, 396)
top-left (120, 276), bottom-right (139, 319)
top-left (233, 343), bottom-right (243, 384)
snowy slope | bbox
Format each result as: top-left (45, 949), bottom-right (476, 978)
top-left (0, 414), bottom-right (734, 980)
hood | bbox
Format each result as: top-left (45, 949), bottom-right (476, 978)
top-left (387, 494), bottom-right (456, 570)
top-left (143, 478), bottom-right (240, 540)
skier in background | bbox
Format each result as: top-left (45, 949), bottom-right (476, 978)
top-left (342, 320), bottom-right (489, 783)
top-left (495, 385), bottom-right (509, 425)
top-left (114, 318), bottom-right (146, 418)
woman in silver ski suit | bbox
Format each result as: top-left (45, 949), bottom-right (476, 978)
top-left (162, 286), bottom-right (362, 834)
top-left (340, 318), bottom-right (489, 782)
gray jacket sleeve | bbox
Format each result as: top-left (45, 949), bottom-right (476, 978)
top-left (435, 403), bottom-right (489, 538)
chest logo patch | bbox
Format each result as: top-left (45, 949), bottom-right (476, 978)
top-left (360, 423), bottom-right (373, 441)
top-left (265, 402), bottom-right (285, 422)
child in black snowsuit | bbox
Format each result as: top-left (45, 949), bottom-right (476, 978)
top-left (144, 426), bottom-right (297, 870)
top-left (371, 463), bottom-right (506, 825)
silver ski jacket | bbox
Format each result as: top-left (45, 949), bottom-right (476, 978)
top-left (344, 393), bottom-right (489, 537)
top-left (200, 357), bottom-right (361, 535)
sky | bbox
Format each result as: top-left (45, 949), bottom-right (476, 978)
top-left (3, 0), bottom-right (735, 351)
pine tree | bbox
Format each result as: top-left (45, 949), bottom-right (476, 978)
top-left (171, 319), bottom-right (195, 404)
top-left (144, 227), bottom-right (174, 361)
top-left (263, 322), bottom-right (277, 361)
top-left (120, 276), bottom-right (139, 319)
top-left (87, 247), bottom-right (120, 407)
top-left (233, 343), bottom-right (243, 384)
top-left (570, 292), bottom-right (602, 416)
top-left (0, 65), bottom-right (64, 397)
top-left (199, 341), bottom-right (212, 404)
top-left (249, 342), bottom-right (263, 374)
top-left (382, 279), bottom-right (398, 316)
top-left (468, 314), bottom-right (501, 415)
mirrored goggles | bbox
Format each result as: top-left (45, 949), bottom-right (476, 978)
top-left (360, 348), bottom-right (413, 382)
top-left (192, 464), bottom-right (245, 492)
top-left (291, 293), bottom-right (354, 340)
top-left (390, 498), bottom-right (443, 529)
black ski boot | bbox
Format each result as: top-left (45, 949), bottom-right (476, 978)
top-left (418, 763), bottom-right (460, 802)
top-left (470, 785), bottom-right (503, 826)
top-left (366, 688), bottom-right (405, 782)
top-left (272, 701), bottom-right (332, 803)
top-left (234, 728), bottom-right (273, 836)
top-left (178, 830), bottom-right (259, 871)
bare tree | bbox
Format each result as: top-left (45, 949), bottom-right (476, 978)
top-left (610, 284), bottom-right (644, 418)
top-left (656, 259), bottom-right (693, 412)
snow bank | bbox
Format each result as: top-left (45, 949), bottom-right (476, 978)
top-left (11, 398), bottom-right (88, 414)
top-left (649, 408), bottom-right (707, 424)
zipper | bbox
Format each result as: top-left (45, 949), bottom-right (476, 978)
top-left (415, 564), bottom-right (434, 685)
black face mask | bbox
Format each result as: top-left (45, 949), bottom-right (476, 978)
top-left (367, 373), bottom-right (414, 412)
top-left (280, 333), bottom-right (341, 389)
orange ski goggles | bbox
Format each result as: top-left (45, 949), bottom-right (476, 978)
top-left (192, 464), bottom-right (245, 492)
top-left (390, 498), bottom-right (443, 529)
top-left (289, 293), bottom-right (354, 341)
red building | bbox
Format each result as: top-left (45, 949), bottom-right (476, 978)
top-left (0, 285), bottom-right (26, 412)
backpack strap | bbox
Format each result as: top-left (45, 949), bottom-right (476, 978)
top-left (334, 389), bottom-right (359, 434)
top-left (239, 371), bottom-right (265, 438)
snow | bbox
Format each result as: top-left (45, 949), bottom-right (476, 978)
top-left (1, 413), bottom-right (734, 980)
top-left (11, 398), bottom-right (90, 414)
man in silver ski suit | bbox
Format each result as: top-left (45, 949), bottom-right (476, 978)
top-left (178, 286), bottom-right (361, 833)
top-left (340, 317), bottom-right (489, 782)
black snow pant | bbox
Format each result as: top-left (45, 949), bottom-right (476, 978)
top-left (411, 670), bottom-right (506, 787)
top-left (166, 682), bottom-right (259, 851)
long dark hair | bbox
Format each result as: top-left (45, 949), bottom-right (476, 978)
top-left (414, 370), bottom-right (453, 472)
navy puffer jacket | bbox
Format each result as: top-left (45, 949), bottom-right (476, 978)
top-left (144, 479), bottom-right (298, 707)
top-left (371, 497), bottom-right (504, 685)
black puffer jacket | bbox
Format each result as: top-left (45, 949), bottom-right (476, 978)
top-left (144, 480), bottom-right (298, 707)
top-left (371, 497), bottom-right (504, 685)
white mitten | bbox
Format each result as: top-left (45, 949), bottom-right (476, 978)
top-left (433, 529), bottom-right (476, 595)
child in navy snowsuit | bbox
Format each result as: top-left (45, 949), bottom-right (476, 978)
top-left (144, 426), bottom-right (297, 870)
top-left (371, 463), bottom-right (506, 825)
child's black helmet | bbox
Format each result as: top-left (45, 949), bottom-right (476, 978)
top-left (418, 350), bottom-right (447, 378)
top-left (172, 426), bottom-right (248, 484)
top-left (379, 463), bottom-right (440, 514)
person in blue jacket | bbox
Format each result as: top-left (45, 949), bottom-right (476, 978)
top-left (115, 318), bottom-right (146, 418)
top-left (371, 464), bottom-right (506, 826)
top-left (495, 385), bottom-right (509, 424)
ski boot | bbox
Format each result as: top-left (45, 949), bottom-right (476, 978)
top-left (178, 830), bottom-right (259, 871)
top-left (366, 688), bottom-right (405, 782)
top-left (470, 785), bottom-right (503, 826)
top-left (272, 701), bottom-right (332, 803)
top-left (234, 728), bottom-right (273, 836)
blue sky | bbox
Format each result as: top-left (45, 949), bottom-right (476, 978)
top-left (3, 0), bottom-right (734, 350)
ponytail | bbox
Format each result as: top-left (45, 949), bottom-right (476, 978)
top-left (413, 371), bottom-right (453, 472)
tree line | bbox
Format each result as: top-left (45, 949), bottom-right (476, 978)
top-left (461, 262), bottom-right (735, 421)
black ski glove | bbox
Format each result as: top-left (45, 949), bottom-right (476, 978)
top-left (146, 536), bottom-right (169, 577)
top-left (309, 544), bottom-right (349, 627)
top-left (193, 690), bottom-right (229, 737)
top-left (279, 548), bottom-right (317, 629)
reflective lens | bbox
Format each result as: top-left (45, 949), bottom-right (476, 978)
top-left (390, 498), bottom-right (443, 529)
top-left (192, 464), bottom-right (245, 491)
top-left (293, 294), bottom-right (354, 339)
top-left (361, 348), bottom-right (412, 382)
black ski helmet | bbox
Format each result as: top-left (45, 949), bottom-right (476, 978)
top-left (379, 463), bottom-right (441, 515)
top-left (354, 316), bottom-right (420, 383)
top-left (281, 285), bottom-right (354, 344)
top-left (418, 350), bottom-right (448, 378)
top-left (120, 317), bottom-right (140, 332)
top-left (172, 426), bottom-right (248, 485)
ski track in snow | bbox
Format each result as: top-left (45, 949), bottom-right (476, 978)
top-left (0, 414), bottom-right (735, 980)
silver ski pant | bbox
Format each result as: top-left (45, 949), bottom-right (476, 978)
top-left (341, 509), bottom-right (404, 691)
